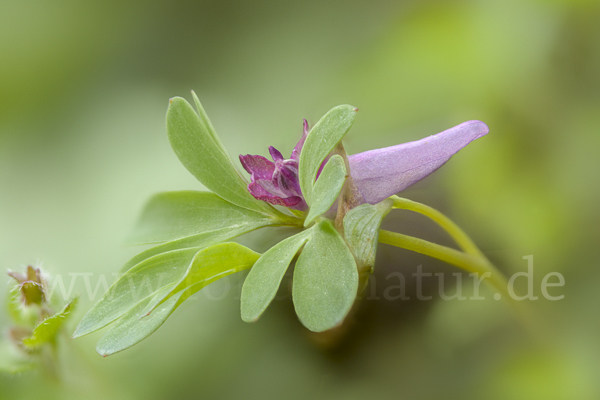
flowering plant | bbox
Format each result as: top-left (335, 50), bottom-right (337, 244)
top-left (1, 266), bottom-right (76, 374)
top-left (74, 92), bottom-right (507, 356)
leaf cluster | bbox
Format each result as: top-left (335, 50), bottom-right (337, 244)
top-left (75, 94), bottom-right (391, 355)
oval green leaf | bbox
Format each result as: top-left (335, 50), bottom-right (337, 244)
top-left (240, 229), bottom-right (313, 322)
top-left (292, 220), bottom-right (358, 332)
top-left (298, 105), bottom-right (357, 203)
top-left (303, 155), bottom-right (347, 226)
top-left (166, 97), bottom-right (275, 215)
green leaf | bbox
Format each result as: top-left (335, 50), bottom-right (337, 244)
top-left (22, 298), bottom-right (77, 348)
top-left (303, 155), bottom-right (347, 226)
top-left (298, 105), bottom-right (357, 203)
top-left (144, 242), bottom-right (260, 313)
top-left (96, 287), bottom-right (181, 357)
top-left (241, 229), bottom-right (313, 322)
top-left (292, 220), bottom-right (358, 332)
top-left (73, 248), bottom-right (199, 338)
top-left (96, 243), bottom-right (260, 356)
top-left (129, 191), bottom-right (277, 244)
top-left (120, 220), bottom-right (273, 273)
top-left (343, 200), bottom-right (393, 274)
top-left (167, 97), bottom-right (274, 215)
top-left (190, 91), bottom-right (229, 157)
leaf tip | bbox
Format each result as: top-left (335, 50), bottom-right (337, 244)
top-left (241, 314), bottom-right (259, 324)
top-left (71, 328), bottom-right (83, 340)
top-left (96, 346), bottom-right (111, 357)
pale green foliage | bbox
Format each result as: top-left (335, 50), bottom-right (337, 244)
top-left (191, 91), bottom-right (228, 156)
top-left (343, 199), bottom-right (393, 273)
top-left (292, 220), bottom-right (358, 332)
top-left (2, 267), bottom-right (77, 374)
top-left (166, 97), bottom-right (276, 215)
top-left (76, 98), bottom-right (383, 353)
top-left (298, 105), bottom-right (357, 202)
top-left (144, 242), bottom-right (260, 314)
top-left (120, 222), bottom-right (269, 273)
top-left (303, 155), bottom-right (347, 226)
top-left (74, 248), bottom-right (199, 338)
top-left (77, 243), bottom-right (260, 355)
top-left (240, 229), bottom-right (313, 322)
top-left (96, 287), bottom-right (181, 357)
top-left (129, 191), bottom-right (277, 244)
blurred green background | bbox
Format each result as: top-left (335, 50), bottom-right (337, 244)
top-left (1, 0), bottom-right (599, 398)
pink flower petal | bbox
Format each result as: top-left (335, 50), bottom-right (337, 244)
top-left (291, 119), bottom-right (309, 161)
top-left (248, 182), bottom-right (303, 208)
top-left (239, 154), bottom-right (275, 180)
top-left (348, 120), bottom-right (489, 204)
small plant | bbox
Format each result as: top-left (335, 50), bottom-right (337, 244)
top-left (74, 92), bottom-right (508, 356)
top-left (1, 265), bottom-right (77, 375)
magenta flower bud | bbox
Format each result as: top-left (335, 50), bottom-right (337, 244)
top-left (239, 120), bottom-right (309, 210)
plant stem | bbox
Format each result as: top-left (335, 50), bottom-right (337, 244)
top-left (386, 195), bottom-right (513, 296)
top-left (378, 229), bottom-right (509, 297)
top-left (389, 195), bottom-right (482, 257)
top-left (378, 211), bottom-right (538, 335)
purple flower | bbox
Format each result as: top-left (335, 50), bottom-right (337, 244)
top-left (240, 119), bottom-right (489, 209)
top-left (239, 120), bottom-right (309, 210)
top-left (349, 120), bottom-right (489, 204)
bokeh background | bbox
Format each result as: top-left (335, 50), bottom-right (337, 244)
top-left (1, 0), bottom-right (599, 398)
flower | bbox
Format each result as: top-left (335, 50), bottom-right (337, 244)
top-left (240, 119), bottom-right (489, 208)
top-left (239, 119), bottom-right (309, 210)
top-left (348, 120), bottom-right (490, 204)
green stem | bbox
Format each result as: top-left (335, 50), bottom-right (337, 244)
top-left (389, 195), bottom-right (483, 257)
top-left (386, 195), bottom-right (511, 296)
top-left (378, 229), bottom-right (509, 298)
top-left (378, 208), bottom-right (538, 335)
